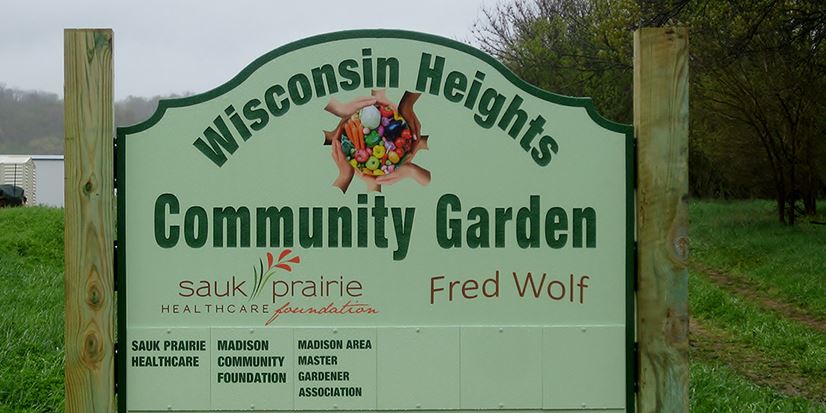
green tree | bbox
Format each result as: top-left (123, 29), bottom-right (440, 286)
top-left (473, 0), bottom-right (638, 123)
top-left (474, 0), bottom-right (826, 224)
top-left (690, 0), bottom-right (826, 223)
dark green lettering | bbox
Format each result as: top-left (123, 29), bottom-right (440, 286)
top-left (494, 207), bottom-right (512, 248)
top-left (287, 73), bottom-right (312, 105)
top-left (444, 71), bottom-right (467, 103)
top-left (264, 84), bottom-right (290, 116)
top-left (298, 207), bottom-right (323, 248)
top-left (415, 53), bottom-right (444, 95)
top-left (154, 193), bottom-right (179, 248)
top-left (376, 57), bottom-right (399, 88)
top-left (544, 207), bottom-right (568, 249)
top-left (338, 59), bottom-right (360, 91)
top-left (436, 194), bottom-right (461, 248)
top-left (466, 207), bottom-right (489, 248)
top-left (243, 98), bottom-right (269, 131)
top-left (192, 116), bottom-right (239, 167)
top-left (184, 206), bottom-right (208, 248)
top-left (497, 95), bottom-right (528, 139)
top-left (256, 207), bottom-right (293, 248)
top-left (311, 64), bottom-right (338, 97)
top-left (573, 208), bottom-right (596, 248)
top-left (373, 196), bottom-right (388, 248)
top-left (474, 88), bottom-right (505, 128)
top-left (328, 207), bottom-right (352, 248)
top-left (531, 135), bottom-right (559, 167)
top-left (516, 195), bottom-right (540, 248)
top-left (213, 207), bottom-right (250, 248)
top-left (362, 48), bottom-right (374, 88)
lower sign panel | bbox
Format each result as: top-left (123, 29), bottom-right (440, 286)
top-left (126, 328), bottom-right (211, 411)
top-left (460, 327), bottom-right (543, 409)
top-left (293, 328), bottom-right (378, 410)
top-left (210, 328), bottom-right (294, 411)
top-left (126, 325), bottom-right (625, 411)
top-left (542, 325), bottom-right (626, 409)
top-left (376, 327), bottom-right (460, 409)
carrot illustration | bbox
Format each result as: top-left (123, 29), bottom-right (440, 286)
top-left (348, 120), bottom-right (360, 149)
top-left (343, 122), bottom-right (353, 148)
top-left (345, 121), bottom-right (360, 149)
top-left (354, 119), bottom-right (365, 149)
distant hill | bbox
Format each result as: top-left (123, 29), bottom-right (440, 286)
top-left (0, 86), bottom-right (63, 154)
top-left (0, 85), bottom-right (188, 155)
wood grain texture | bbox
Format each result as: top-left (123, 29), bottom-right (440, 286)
top-left (64, 29), bottom-right (115, 413)
top-left (633, 28), bottom-right (690, 413)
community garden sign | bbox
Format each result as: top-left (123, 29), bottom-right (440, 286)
top-left (115, 30), bottom-right (635, 412)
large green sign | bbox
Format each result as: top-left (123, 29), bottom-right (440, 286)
top-left (117, 30), bottom-right (634, 412)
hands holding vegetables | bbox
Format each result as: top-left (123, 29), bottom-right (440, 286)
top-left (325, 89), bottom-right (429, 193)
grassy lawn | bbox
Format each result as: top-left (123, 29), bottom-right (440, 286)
top-left (690, 200), bottom-right (826, 319)
top-left (689, 199), bottom-right (826, 412)
top-left (690, 272), bottom-right (826, 378)
top-left (0, 207), bottom-right (64, 412)
top-left (0, 201), bottom-right (824, 411)
top-left (691, 361), bottom-right (823, 413)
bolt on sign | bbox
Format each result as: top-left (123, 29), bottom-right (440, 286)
top-left (117, 30), bottom-right (635, 412)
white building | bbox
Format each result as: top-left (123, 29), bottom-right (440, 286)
top-left (0, 155), bottom-right (37, 204)
top-left (0, 154), bottom-right (65, 207)
top-left (31, 155), bottom-right (64, 207)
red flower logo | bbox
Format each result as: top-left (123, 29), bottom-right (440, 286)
top-left (251, 249), bottom-right (301, 300)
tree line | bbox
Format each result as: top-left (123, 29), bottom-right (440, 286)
top-left (0, 85), bottom-right (180, 156)
top-left (473, 0), bottom-right (825, 224)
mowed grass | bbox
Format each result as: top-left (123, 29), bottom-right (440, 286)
top-left (690, 273), bottom-right (826, 410)
top-left (689, 200), bottom-right (826, 412)
top-left (690, 200), bottom-right (826, 318)
top-left (0, 207), bottom-right (64, 412)
top-left (690, 272), bottom-right (826, 377)
top-left (691, 361), bottom-right (823, 413)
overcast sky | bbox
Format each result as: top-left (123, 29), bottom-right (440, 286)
top-left (0, 0), bottom-right (502, 100)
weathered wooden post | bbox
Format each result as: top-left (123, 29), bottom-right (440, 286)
top-left (634, 27), bottom-right (690, 412)
top-left (64, 28), bottom-right (115, 412)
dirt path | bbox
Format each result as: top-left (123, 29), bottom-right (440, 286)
top-left (690, 317), bottom-right (826, 405)
top-left (692, 263), bottom-right (826, 334)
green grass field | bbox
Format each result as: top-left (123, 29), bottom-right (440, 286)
top-left (689, 200), bottom-right (826, 412)
top-left (0, 201), bottom-right (824, 412)
top-left (691, 201), bottom-right (826, 319)
top-left (0, 207), bottom-right (64, 412)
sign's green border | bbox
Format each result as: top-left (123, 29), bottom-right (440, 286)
top-left (116, 28), bottom-right (636, 412)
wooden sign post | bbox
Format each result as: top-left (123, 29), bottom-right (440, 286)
top-left (634, 27), bottom-right (690, 413)
top-left (64, 28), bottom-right (115, 412)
